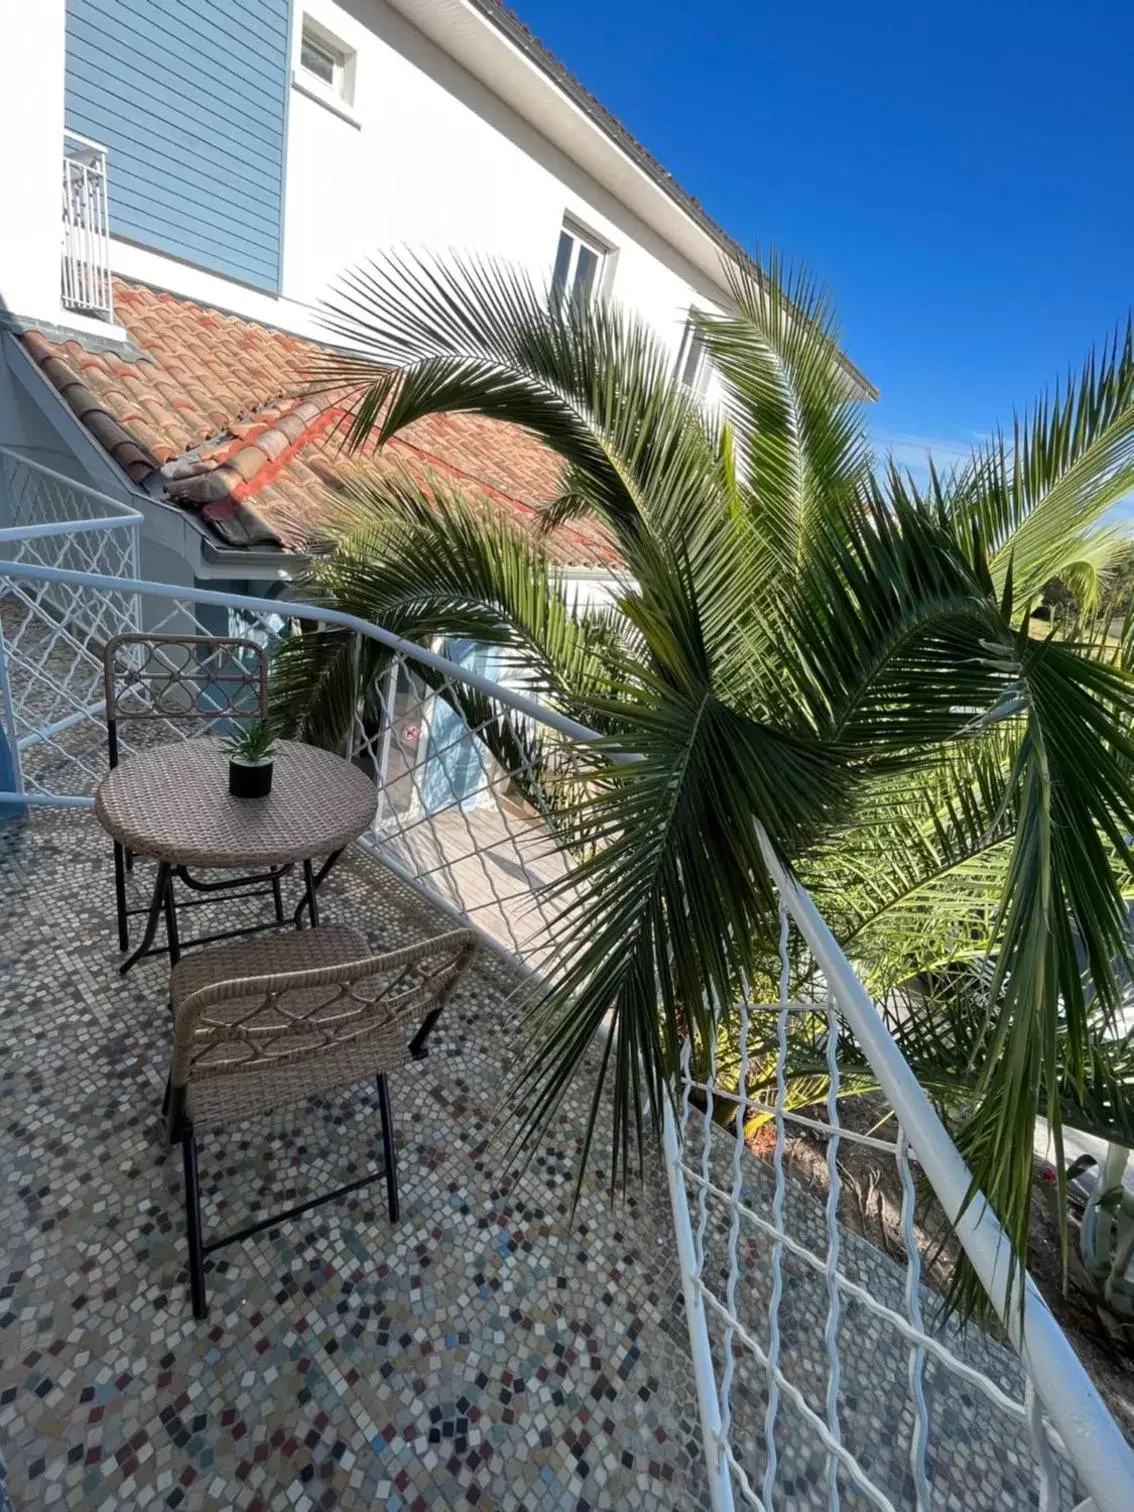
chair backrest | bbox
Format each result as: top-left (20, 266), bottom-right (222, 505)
top-left (103, 632), bottom-right (269, 766)
top-left (171, 929), bottom-right (477, 1091)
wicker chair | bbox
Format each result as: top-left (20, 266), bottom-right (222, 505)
top-left (103, 632), bottom-right (288, 954)
top-left (164, 922), bottom-right (477, 1318)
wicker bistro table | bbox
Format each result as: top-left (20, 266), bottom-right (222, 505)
top-left (94, 738), bottom-right (378, 974)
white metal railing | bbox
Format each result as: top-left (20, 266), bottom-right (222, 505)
top-left (62, 130), bottom-right (113, 320)
top-left (665, 837), bottom-right (1134, 1512)
top-left (0, 546), bottom-right (1130, 1510)
top-left (0, 449), bottom-right (141, 551)
top-left (0, 560), bottom-right (587, 966)
top-left (0, 452), bottom-right (140, 803)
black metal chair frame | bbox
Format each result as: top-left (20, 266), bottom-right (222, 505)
top-left (164, 967), bottom-right (457, 1321)
top-left (104, 632), bottom-right (294, 968)
top-left (119, 852), bottom-right (334, 975)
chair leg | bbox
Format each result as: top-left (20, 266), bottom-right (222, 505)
top-left (113, 842), bottom-right (129, 951)
top-left (270, 868), bottom-right (284, 925)
top-left (376, 1074), bottom-right (399, 1223)
top-left (181, 1130), bottom-right (208, 1320)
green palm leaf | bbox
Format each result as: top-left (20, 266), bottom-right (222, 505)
top-left (277, 247), bottom-right (1134, 1316)
top-left (948, 321), bottom-right (1134, 606)
top-left (694, 251), bottom-right (874, 570)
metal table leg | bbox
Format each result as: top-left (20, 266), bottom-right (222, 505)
top-left (120, 861), bottom-right (172, 975)
top-left (293, 849), bottom-right (343, 929)
top-left (162, 869), bottom-right (182, 966)
top-left (301, 859), bottom-right (319, 929)
top-left (113, 841), bottom-right (129, 951)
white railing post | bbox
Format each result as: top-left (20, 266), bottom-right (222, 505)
top-left (662, 1097), bottom-right (736, 1512)
top-left (0, 616), bottom-right (25, 815)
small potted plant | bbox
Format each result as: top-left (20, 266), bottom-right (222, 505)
top-left (223, 718), bottom-right (279, 799)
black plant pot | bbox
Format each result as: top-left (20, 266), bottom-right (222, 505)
top-left (229, 758), bottom-right (273, 799)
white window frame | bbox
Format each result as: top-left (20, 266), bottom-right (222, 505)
top-left (294, 15), bottom-right (358, 119)
top-left (675, 313), bottom-right (711, 396)
top-left (552, 217), bottom-right (612, 311)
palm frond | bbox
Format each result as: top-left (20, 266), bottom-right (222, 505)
top-left (695, 250), bottom-right (873, 572)
top-left (273, 462), bottom-right (635, 740)
top-left (508, 688), bottom-right (855, 1192)
top-left (953, 637), bottom-right (1134, 1310)
top-left (274, 244), bottom-right (1134, 1319)
top-left (787, 486), bottom-right (1013, 751)
top-left (948, 321), bottom-right (1134, 605)
top-left (811, 729), bottom-right (1019, 994)
top-left (312, 250), bottom-right (729, 556)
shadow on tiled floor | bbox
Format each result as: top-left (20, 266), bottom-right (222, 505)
top-left (0, 811), bottom-right (708, 1511)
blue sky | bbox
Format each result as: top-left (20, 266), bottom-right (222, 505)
top-left (514, 0), bottom-right (1133, 479)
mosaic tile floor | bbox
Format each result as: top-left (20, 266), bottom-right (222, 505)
top-left (0, 811), bottom-right (709, 1511)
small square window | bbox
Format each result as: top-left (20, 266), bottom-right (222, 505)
top-left (298, 20), bottom-right (355, 104)
top-left (552, 219), bottom-right (609, 312)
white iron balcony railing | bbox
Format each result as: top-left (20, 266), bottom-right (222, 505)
top-left (0, 471), bottom-right (1131, 1510)
top-left (0, 450), bottom-right (139, 797)
top-left (61, 129), bottom-right (114, 321)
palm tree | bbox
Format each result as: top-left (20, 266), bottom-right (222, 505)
top-left (273, 249), bottom-right (1134, 1305)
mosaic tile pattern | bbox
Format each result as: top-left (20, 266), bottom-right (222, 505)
top-left (0, 809), bottom-right (1091, 1512)
top-left (0, 811), bottom-right (708, 1510)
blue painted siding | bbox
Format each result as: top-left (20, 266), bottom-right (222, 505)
top-left (64, 0), bottom-right (289, 293)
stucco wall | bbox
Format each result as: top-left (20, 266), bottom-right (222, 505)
top-left (104, 0), bottom-right (731, 389)
top-left (283, 0), bottom-right (729, 364)
top-left (0, 0), bottom-right (68, 323)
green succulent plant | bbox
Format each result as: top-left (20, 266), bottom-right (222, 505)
top-left (222, 717), bottom-right (279, 765)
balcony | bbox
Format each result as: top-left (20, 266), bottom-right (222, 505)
top-left (0, 454), bottom-right (1131, 1511)
top-left (61, 132), bottom-right (114, 323)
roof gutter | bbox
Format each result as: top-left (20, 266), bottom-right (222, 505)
top-left (199, 537), bottom-right (311, 579)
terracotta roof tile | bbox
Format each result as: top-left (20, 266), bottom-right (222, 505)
top-left (19, 275), bottom-right (616, 567)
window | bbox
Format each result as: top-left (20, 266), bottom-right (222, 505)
top-left (552, 219), bottom-right (609, 311)
top-left (676, 314), bottom-right (710, 395)
top-left (300, 31), bottom-right (338, 88)
top-left (297, 19), bottom-right (355, 106)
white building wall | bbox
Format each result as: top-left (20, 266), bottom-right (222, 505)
top-left (109, 0), bottom-right (731, 386)
top-left (0, 0), bottom-right (68, 323)
top-left (282, 0), bottom-right (729, 364)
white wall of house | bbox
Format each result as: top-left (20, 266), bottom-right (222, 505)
top-left (103, 0), bottom-right (732, 394)
top-left (0, 0), bottom-right (68, 325)
top-left (282, 0), bottom-right (730, 365)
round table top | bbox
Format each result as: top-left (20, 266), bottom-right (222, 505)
top-left (94, 738), bottom-right (378, 868)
